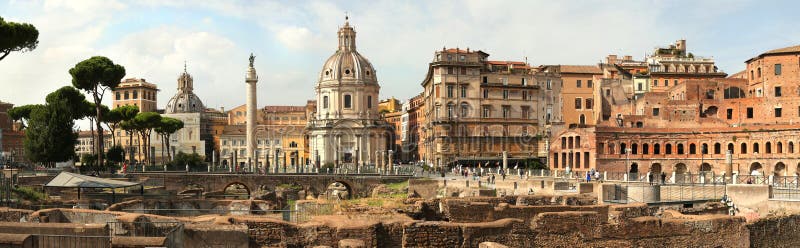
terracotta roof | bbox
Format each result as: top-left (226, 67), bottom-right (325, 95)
top-left (763, 45), bottom-right (800, 55)
top-left (263, 106), bottom-right (306, 113)
top-left (487, 61), bottom-right (526, 65)
top-left (728, 70), bottom-right (747, 79)
top-left (560, 65), bottom-right (602, 74)
top-left (747, 44), bottom-right (800, 62)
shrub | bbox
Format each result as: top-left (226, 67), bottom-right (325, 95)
top-left (13, 186), bottom-right (46, 202)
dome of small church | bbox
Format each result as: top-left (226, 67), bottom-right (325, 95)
top-left (318, 19), bottom-right (378, 84)
top-left (165, 68), bottom-right (206, 114)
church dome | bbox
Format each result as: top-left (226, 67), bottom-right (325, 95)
top-left (318, 20), bottom-right (378, 84)
top-left (165, 69), bottom-right (206, 114)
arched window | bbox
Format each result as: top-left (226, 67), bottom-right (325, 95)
top-left (666, 144), bottom-right (672, 154)
top-left (367, 95), bottom-right (373, 109)
top-left (741, 143), bottom-right (748, 154)
top-left (714, 143), bottom-right (721, 154)
top-left (790, 142), bottom-right (795, 153)
top-left (579, 114), bottom-right (586, 125)
top-left (654, 144), bottom-right (661, 154)
top-left (727, 143), bottom-right (734, 154)
top-left (701, 143), bottom-right (708, 154)
top-left (766, 142), bottom-right (772, 154)
top-left (643, 144), bottom-right (650, 154)
top-left (677, 144), bottom-right (685, 154)
top-left (344, 94), bottom-right (352, 108)
top-left (632, 143), bottom-right (638, 154)
top-left (608, 143), bottom-right (615, 154)
top-left (323, 95), bottom-right (329, 109)
top-left (620, 143), bottom-right (627, 154)
top-left (753, 143), bottom-right (760, 153)
top-left (461, 103), bottom-right (469, 117)
top-left (778, 142), bottom-right (783, 153)
top-left (689, 144), bottom-right (696, 154)
top-left (446, 103), bottom-right (454, 118)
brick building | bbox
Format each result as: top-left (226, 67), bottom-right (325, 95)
top-left (0, 101), bottom-right (24, 163)
top-left (551, 44), bottom-right (800, 179)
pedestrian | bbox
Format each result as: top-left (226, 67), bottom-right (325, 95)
top-left (660, 172), bottom-right (667, 185)
top-left (586, 171), bottom-right (591, 182)
top-left (594, 170), bottom-right (601, 182)
top-left (648, 173), bottom-right (654, 185)
top-left (491, 174), bottom-right (496, 184)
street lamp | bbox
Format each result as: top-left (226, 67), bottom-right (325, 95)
top-left (625, 148), bottom-right (632, 181)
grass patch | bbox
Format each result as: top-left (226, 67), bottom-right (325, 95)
top-left (13, 186), bottom-right (47, 202)
top-left (386, 181), bottom-right (408, 191)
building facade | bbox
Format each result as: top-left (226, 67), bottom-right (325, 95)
top-left (306, 18), bottom-right (393, 169)
top-left (112, 78), bottom-right (158, 112)
top-left (150, 68), bottom-right (210, 162)
top-left (0, 101), bottom-right (24, 164)
top-left (420, 48), bottom-right (541, 168)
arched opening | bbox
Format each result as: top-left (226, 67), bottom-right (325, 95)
top-left (326, 181), bottom-right (352, 200)
top-left (620, 143), bottom-right (627, 154)
top-left (642, 143), bottom-right (650, 154)
top-left (675, 163), bottom-right (688, 184)
top-left (750, 162), bottom-right (763, 175)
top-left (741, 143), bottom-right (748, 154)
top-left (689, 144), bottom-right (697, 154)
top-left (608, 143), bottom-right (615, 154)
top-left (775, 162), bottom-right (786, 177)
top-left (666, 144), bottom-right (672, 154)
top-left (778, 142), bottom-right (783, 153)
top-left (714, 143), bottom-right (721, 154)
top-left (650, 163), bottom-right (662, 176)
top-left (754, 143), bottom-right (760, 153)
top-left (631, 143), bottom-right (638, 154)
top-left (579, 114), bottom-right (586, 125)
top-left (223, 182), bottom-right (251, 199)
top-left (677, 144), bottom-right (684, 154)
top-left (728, 143), bottom-right (734, 154)
top-left (766, 142), bottom-right (772, 154)
top-left (629, 163), bottom-right (639, 180)
top-left (790, 142), bottom-right (795, 153)
top-left (702, 143), bottom-right (709, 154)
top-left (654, 144), bottom-right (661, 154)
top-left (700, 163), bottom-right (712, 175)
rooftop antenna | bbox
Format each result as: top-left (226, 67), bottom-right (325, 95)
top-left (184, 60), bottom-right (187, 73)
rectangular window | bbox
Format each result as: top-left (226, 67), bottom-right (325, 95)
top-left (133, 90), bottom-right (138, 99)
top-left (483, 106), bottom-right (490, 118)
top-left (585, 98), bottom-right (593, 109)
top-left (522, 108), bottom-right (529, 119)
top-left (546, 79), bottom-right (552, 90)
top-left (638, 83), bottom-right (643, 91)
top-left (502, 77), bottom-right (508, 85)
top-left (460, 85), bottom-right (467, 98)
top-left (664, 80), bottom-right (668, 87)
top-left (344, 94), bottom-right (352, 108)
top-left (447, 67), bottom-right (453, 74)
top-left (521, 78), bottom-right (527, 86)
top-left (775, 64), bottom-right (782, 75)
top-left (522, 91), bottom-right (527, 100)
top-left (775, 108), bottom-right (782, 117)
top-left (124, 91), bottom-right (129, 100)
top-left (747, 107), bottom-right (754, 118)
top-left (605, 89), bottom-right (611, 96)
top-left (587, 80), bottom-right (593, 88)
top-left (726, 108), bottom-right (732, 119)
top-left (502, 90), bottom-right (508, 99)
top-left (502, 107), bottom-right (509, 119)
top-left (575, 98), bottom-right (582, 109)
top-left (482, 76), bottom-right (488, 84)
top-left (653, 80), bottom-right (658, 87)
top-left (775, 86), bottom-right (782, 97)
top-left (447, 85), bottom-right (454, 98)
top-left (460, 67), bottom-right (466, 75)
top-left (674, 80), bottom-right (678, 86)
top-left (576, 80), bottom-right (582, 88)
top-left (653, 108), bottom-right (660, 116)
top-left (367, 96), bottom-right (373, 109)
top-left (459, 55), bottom-right (466, 61)
top-left (483, 89), bottom-right (488, 99)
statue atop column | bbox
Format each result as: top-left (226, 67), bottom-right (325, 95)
top-left (249, 53), bottom-right (255, 67)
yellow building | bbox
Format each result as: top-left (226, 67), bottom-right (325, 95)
top-left (111, 78), bottom-right (159, 163)
top-left (378, 97), bottom-right (401, 113)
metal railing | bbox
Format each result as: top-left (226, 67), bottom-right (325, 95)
top-left (737, 175), bottom-right (768, 185)
top-left (772, 176), bottom-right (800, 188)
top-left (108, 221), bottom-right (183, 238)
top-left (603, 183), bottom-right (725, 204)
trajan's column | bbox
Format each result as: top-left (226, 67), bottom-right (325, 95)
top-left (246, 53), bottom-right (258, 171)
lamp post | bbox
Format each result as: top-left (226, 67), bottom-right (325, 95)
top-left (625, 148), bottom-right (632, 181)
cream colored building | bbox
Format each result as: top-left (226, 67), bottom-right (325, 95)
top-left (420, 48), bottom-right (541, 168)
top-left (306, 18), bottom-right (393, 169)
top-left (149, 68), bottom-right (209, 163)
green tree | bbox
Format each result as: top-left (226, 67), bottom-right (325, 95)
top-left (0, 16), bottom-right (39, 61)
top-left (69, 56), bottom-right (126, 167)
top-left (169, 152), bottom-right (204, 171)
top-left (104, 105), bottom-right (138, 146)
top-left (45, 86), bottom-right (88, 119)
top-left (8, 104), bottom-right (43, 129)
top-left (24, 101), bottom-right (77, 165)
top-left (154, 117), bottom-right (184, 164)
top-left (130, 112), bottom-right (161, 165)
top-left (80, 154), bottom-right (97, 173)
top-left (105, 145), bottom-right (125, 173)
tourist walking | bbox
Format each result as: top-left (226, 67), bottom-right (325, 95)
top-left (648, 173), bottom-right (654, 185)
top-left (661, 172), bottom-right (667, 185)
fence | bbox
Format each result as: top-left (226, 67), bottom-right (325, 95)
top-left (34, 234), bottom-right (110, 248)
top-left (737, 175), bottom-right (768, 185)
top-left (294, 202), bottom-right (334, 223)
top-left (602, 183), bottom-right (725, 204)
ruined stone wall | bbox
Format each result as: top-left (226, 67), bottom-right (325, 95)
top-left (748, 214), bottom-right (800, 248)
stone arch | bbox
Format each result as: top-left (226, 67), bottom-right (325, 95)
top-left (629, 163), bottom-right (639, 173)
top-left (750, 162), bottom-right (763, 175)
top-left (675, 163), bottom-right (688, 174)
top-left (325, 180), bottom-right (353, 200)
top-left (775, 162), bottom-right (787, 177)
top-left (700, 163), bottom-right (712, 173)
top-left (223, 182), bottom-right (251, 199)
top-left (650, 163), bottom-right (662, 175)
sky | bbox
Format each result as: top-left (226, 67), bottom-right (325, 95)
top-left (1, 0), bottom-right (799, 122)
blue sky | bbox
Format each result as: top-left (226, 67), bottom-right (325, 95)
top-left (1, 0), bottom-right (799, 118)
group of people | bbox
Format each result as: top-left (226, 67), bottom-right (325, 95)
top-left (647, 172), bottom-right (668, 185)
top-left (453, 162), bottom-right (509, 183)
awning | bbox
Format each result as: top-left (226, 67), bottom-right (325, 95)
top-left (45, 172), bottom-right (141, 188)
